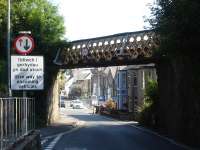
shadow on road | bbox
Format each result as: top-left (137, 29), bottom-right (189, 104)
top-left (68, 114), bottom-right (117, 122)
top-left (40, 124), bottom-right (74, 138)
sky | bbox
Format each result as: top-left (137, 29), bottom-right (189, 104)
top-left (51, 0), bottom-right (154, 41)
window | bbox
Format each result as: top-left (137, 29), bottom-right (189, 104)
top-left (133, 72), bottom-right (137, 86)
top-left (121, 72), bottom-right (127, 89)
top-left (118, 73), bottom-right (120, 88)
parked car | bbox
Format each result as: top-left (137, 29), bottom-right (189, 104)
top-left (70, 99), bottom-right (79, 107)
top-left (72, 100), bottom-right (84, 109)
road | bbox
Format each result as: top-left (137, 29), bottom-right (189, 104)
top-left (41, 107), bottom-right (189, 150)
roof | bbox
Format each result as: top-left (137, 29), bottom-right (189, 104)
top-left (76, 72), bottom-right (91, 80)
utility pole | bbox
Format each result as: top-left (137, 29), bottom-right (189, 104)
top-left (7, 0), bottom-right (12, 97)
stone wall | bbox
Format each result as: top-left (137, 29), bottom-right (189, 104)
top-left (47, 74), bottom-right (60, 124)
top-left (156, 58), bottom-right (200, 148)
top-left (6, 130), bottom-right (41, 150)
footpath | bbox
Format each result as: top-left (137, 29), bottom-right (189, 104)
top-left (40, 109), bottom-right (85, 150)
top-left (40, 112), bottom-right (84, 138)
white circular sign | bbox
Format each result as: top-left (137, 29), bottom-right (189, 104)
top-left (14, 35), bottom-right (34, 55)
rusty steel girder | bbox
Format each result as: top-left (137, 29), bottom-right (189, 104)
top-left (55, 30), bottom-right (159, 66)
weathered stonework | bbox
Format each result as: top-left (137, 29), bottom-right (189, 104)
top-left (47, 74), bottom-right (60, 124)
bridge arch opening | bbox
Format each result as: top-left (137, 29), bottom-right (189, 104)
top-left (48, 30), bottom-right (159, 123)
top-left (56, 64), bottom-right (157, 119)
top-left (44, 30), bottom-right (200, 149)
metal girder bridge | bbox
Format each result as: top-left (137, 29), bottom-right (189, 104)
top-left (54, 30), bottom-right (159, 68)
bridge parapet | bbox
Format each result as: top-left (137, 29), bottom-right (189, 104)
top-left (55, 30), bottom-right (159, 67)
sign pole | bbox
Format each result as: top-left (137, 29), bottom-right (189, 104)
top-left (7, 0), bottom-right (12, 97)
top-left (22, 52), bottom-right (27, 134)
top-left (23, 90), bottom-right (28, 134)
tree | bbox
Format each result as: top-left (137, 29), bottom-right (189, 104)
top-left (0, 0), bottom-right (8, 93)
top-left (0, 0), bottom-right (68, 126)
top-left (12, 0), bottom-right (66, 55)
top-left (149, 0), bottom-right (200, 58)
top-left (149, 0), bottom-right (200, 147)
top-left (0, 60), bottom-right (6, 96)
top-left (1, 0), bottom-right (66, 56)
top-left (0, 0), bottom-right (67, 94)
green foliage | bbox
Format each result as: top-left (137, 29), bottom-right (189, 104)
top-left (0, 0), bottom-right (66, 57)
top-left (138, 101), bottom-right (154, 126)
top-left (0, 0), bottom-right (6, 25)
top-left (0, 0), bottom-right (66, 84)
top-left (0, 60), bottom-right (7, 96)
top-left (148, 0), bottom-right (200, 59)
top-left (138, 80), bottom-right (158, 127)
top-left (0, 0), bottom-right (67, 126)
top-left (144, 80), bottom-right (158, 104)
top-left (12, 0), bottom-right (65, 54)
top-left (148, 0), bottom-right (200, 147)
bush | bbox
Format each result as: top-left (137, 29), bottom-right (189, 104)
top-left (138, 80), bottom-right (158, 127)
top-left (138, 101), bottom-right (155, 126)
top-left (105, 98), bottom-right (116, 110)
top-left (145, 80), bottom-right (158, 104)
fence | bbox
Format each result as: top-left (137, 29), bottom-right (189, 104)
top-left (0, 97), bottom-right (35, 150)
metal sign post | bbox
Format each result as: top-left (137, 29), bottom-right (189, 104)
top-left (12, 31), bottom-right (35, 135)
top-left (22, 91), bottom-right (28, 134)
top-left (7, 0), bottom-right (12, 97)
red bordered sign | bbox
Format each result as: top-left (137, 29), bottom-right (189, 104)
top-left (13, 35), bottom-right (34, 55)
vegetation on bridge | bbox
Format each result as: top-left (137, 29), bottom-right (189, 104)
top-left (0, 0), bottom-right (68, 126)
top-left (146, 0), bottom-right (200, 147)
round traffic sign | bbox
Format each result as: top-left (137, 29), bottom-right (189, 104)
top-left (13, 35), bottom-right (34, 55)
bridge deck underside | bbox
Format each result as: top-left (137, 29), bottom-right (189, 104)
top-left (56, 57), bottom-right (158, 69)
top-left (54, 30), bottom-right (159, 69)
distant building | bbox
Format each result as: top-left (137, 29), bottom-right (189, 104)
top-left (91, 67), bottom-right (118, 105)
top-left (67, 68), bottom-right (92, 98)
top-left (90, 64), bottom-right (157, 114)
top-left (126, 64), bottom-right (157, 114)
top-left (91, 68), bottom-right (106, 103)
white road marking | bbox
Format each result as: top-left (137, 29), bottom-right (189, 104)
top-left (43, 134), bottom-right (63, 150)
top-left (42, 121), bottom-right (85, 150)
top-left (41, 139), bottom-right (48, 145)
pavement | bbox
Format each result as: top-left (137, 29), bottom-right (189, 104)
top-left (40, 107), bottom-right (86, 149)
top-left (40, 110), bottom-right (86, 133)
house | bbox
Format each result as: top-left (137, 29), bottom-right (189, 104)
top-left (115, 66), bottom-right (128, 110)
top-left (67, 68), bottom-right (92, 99)
top-left (91, 64), bottom-right (157, 113)
top-left (91, 67), bottom-right (118, 104)
top-left (91, 68), bottom-right (106, 103)
top-left (126, 64), bottom-right (157, 114)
